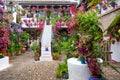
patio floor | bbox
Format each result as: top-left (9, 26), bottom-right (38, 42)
top-left (0, 50), bottom-right (120, 80)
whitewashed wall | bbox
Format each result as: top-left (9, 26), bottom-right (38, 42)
top-left (111, 41), bottom-right (120, 62)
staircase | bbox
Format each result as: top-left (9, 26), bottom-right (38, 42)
top-left (40, 23), bottom-right (53, 61)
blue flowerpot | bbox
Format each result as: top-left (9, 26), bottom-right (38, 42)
top-left (62, 72), bottom-right (68, 79)
top-left (89, 77), bottom-right (103, 80)
top-left (80, 59), bottom-right (86, 64)
top-left (45, 48), bottom-right (48, 51)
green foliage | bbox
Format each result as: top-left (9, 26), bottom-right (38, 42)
top-left (22, 10), bottom-right (26, 16)
top-left (31, 42), bottom-right (40, 56)
top-left (56, 62), bottom-right (68, 78)
top-left (77, 12), bottom-right (102, 37)
top-left (20, 31), bottom-right (29, 43)
top-left (76, 11), bottom-right (103, 57)
top-left (87, 0), bottom-right (101, 8)
top-left (51, 16), bottom-right (60, 27)
top-left (9, 28), bottom-right (19, 43)
top-left (15, 42), bottom-right (23, 52)
top-left (53, 52), bottom-right (59, 57)
top-left (7, 41), bottom-right (16, 56)
top-left (31, 42), bottom-right (39, 52)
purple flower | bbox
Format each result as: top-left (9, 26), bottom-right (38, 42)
top-left (10, 28), bottom-right (14, 33)
top-left (0, 7), bottom-right (4, 13)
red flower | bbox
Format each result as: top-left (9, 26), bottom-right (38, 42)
top-left (109, 35), bottom-right (112, 40)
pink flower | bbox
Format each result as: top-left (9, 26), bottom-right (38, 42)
top-left (32, 6), bottom-right (36, 10)
top-left (18, 29), bottom-right (23, 33)
top-left (56, 22), bottom-right (61, 29)
top-left (0, 0), bottom-right (4, 5)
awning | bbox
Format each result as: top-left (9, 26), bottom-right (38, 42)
top-left (18, 1), bottom-right (76, 6)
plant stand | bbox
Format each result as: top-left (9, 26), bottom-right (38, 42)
top-left (0, 56), bottom-right (11, 71)
top-left (67, 58), bottom-right (91, 80)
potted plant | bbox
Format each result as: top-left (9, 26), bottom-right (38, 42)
top-left (20, 31), bottom-right (29, 44)
top-left (34, 52), bottom-right (39, 61)
top-left (31, 41), bottom-right (40, 61)
top-left (0, 53), bottom-right (4, 59)
top-left (7, 42), bottom-right (15, 58)
top-left (20, 31), bottom-right (29, 53)
top-left (53, 52), bottom-right (59, 60)
top-left (15, 42), bottom-right (23, 55)
top-left (56, 62), bottom-right (68, 79)
top-left (76, 11), bottom-right (104, 79)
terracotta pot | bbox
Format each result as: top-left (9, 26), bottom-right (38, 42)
top-left (21, 48), bottom-right (26, 53)
top-left (53, 56), bottom-right (58, 60)
top-left (16, 51), bottom-right (19, 56)
top-left (112, 40), bottom-right (115, 44)
top-left (34, 56), bottom-right (39, 61)
top-left (7, 53), bottom-right (12, 60)
top-left (0, 49), bottom-right (6, 56)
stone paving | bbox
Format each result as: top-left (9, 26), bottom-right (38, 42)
top-left (0, 50), bottom-right (120, 80)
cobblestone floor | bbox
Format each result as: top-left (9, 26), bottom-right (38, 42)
top-left (0, 50), bottom-right (120, 80)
